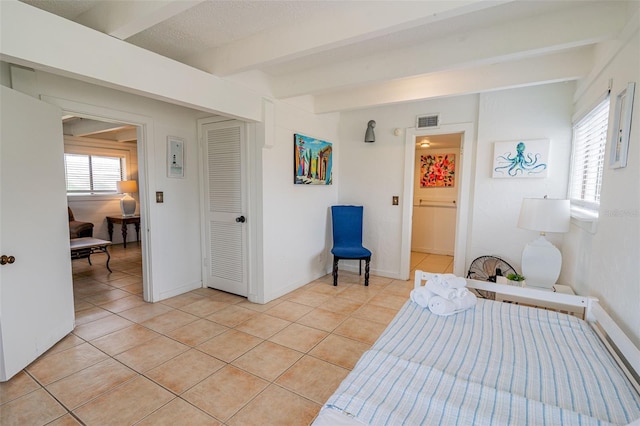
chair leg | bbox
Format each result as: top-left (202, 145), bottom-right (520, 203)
top-left (364, 257), bottom-right (370, 286)
top-left (359, 259), bottom-right (362, 276)
top-left (333, 256), bottom-right (339, 286)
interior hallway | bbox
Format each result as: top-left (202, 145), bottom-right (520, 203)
top-left (1, 249), bottom-right (452, 425)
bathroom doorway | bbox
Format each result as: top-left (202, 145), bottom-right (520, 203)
top-left (400, 122), bottom-right (475, 280)
top-left (410, 133), bottom-right (461, 275)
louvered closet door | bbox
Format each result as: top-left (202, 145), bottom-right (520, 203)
top-left (203, 120), bottom-right (247, 296)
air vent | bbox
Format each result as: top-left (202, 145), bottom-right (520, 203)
top-left (416, 114), bottom-right (439, 129)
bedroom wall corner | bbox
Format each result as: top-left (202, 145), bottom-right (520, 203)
top-left (472, 83), bottom-right (575, 273)
top-left (568, 27), bottom-right (640, 347)
top-left (259, 99), bottom-right (340, 303)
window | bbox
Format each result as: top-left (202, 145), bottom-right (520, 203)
top-left (568, 95), bottom-right (610, 211)
top-left (64, 153), bottom-right (124, 195)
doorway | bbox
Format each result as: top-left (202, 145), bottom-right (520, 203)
top-left (62, 116), bottom-right (146, 304)
top-left (410, 133), bottom-right (461, 275)
top-left (400, 122), bottom-right (476, 280)
top-left (42, 94), bottom-right (153, 300)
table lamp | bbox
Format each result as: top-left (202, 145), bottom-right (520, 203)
top-left (116, 180), bottom-right (138, 217)
top-left (517, 196), bottom-right (570, 290)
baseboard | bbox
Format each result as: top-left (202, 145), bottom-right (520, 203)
top-left (158, 280), bottom-right (202, 301)
top-left (411, 247), bottom-right (454, 256)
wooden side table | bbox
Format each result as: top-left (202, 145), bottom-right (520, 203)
top-left (106, 215), bottom-right (140, 249)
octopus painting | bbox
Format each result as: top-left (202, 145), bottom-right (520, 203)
top-left (493, 140), bottom-right (548, 177)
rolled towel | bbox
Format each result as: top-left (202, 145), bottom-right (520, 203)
top-left (428, 289), bottom-right (477, 316)
top-left (424, 279), bottom-right (457, 300)
top-left (428, 296), bottom-right (458, 316)
top-left (452, 288), bottom-right (477, 311)
top-left (441, 276), bottom-right (467, 289)
top-left (410, 286), bottom-right (434, 308)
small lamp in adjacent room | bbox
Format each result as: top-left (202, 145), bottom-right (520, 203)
top-left (364, 120), bottom-right (376, 143)
top-left (517, 196), bottom-right (570, 290)
top-left (116, 180), bottom-right (138, 217)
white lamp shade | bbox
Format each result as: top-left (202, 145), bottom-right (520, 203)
top-left (116, 180), bottom-right (138, 194)
top-left (518, 198), bottom-right (570, 233)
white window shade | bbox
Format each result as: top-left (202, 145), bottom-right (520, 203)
top-left (569, 96), bottom-right (610, 210)
top-left (64, 153), bottom-right (124, 194)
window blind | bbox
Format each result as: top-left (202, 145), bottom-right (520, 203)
top-left (569, 96), bottom-right (610, 209)
top-left (64, 153), bottom-right (124, 194)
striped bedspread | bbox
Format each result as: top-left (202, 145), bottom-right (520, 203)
top-left (322, 299), bottom-right (640, 425)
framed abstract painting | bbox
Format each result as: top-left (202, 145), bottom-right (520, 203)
top-left (294, 133), bottom-right (333, 185)
top-left (420, 153), bottom-right (455, 187)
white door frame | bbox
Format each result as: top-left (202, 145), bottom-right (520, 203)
top-left (41, 96), bottom-right (155, 301)
top-left (400, 122), bottom-right (475, 279)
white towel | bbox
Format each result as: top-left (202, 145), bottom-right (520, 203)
top-left (415, 273), bottom-right (477, 315)
top-left (426, 283), bottom-right (477, 316)
top-left (424, 279), bottom-right (457, 300)
top-left (410, 286), bottom-right (433, 308)
top-left (452, 288), bottom-right (477, 311)
top-left (428, 296), bottom-right (458, 316)
top-left (441, 276), bottom-right (467, 289)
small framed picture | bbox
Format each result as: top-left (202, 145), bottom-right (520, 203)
top-left (610, 82), bottom-right (635, 169)
top-left (167, 136), bottom-right (185, 178)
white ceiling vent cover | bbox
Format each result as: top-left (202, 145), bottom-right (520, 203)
top-left (416, 114), bottom-right (440, 129)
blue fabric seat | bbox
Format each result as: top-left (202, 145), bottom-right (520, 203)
top-left (331, 205), bottom-right (372, 286)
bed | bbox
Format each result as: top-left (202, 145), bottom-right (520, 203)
top-left (313, 271), bottom-right (640, 426)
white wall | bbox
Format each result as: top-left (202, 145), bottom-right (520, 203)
top-left (259, 101), bottom-right (340, 302)
top-left (9, 69), bottom-right (208, 302)
top-left (338, 96), bottom-right (478, 278)
top-left (472, 83), bottom-right (575, 271)
top-left (565, 28), bottom-right (640, 346)
top-left (338, 83), bottom-right (574, 280)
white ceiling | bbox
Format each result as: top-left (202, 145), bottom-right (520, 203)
top-left (19, 0), bottom-right (633, 113)
top-left (63, 116), bottom-right (137, 142)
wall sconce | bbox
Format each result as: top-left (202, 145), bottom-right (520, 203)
top-left (364, 120), bottom-right (376, 143)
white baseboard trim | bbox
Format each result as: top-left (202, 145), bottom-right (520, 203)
top-left (158, 280), bottom-right (202, 301)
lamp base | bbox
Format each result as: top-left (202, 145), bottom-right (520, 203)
top-left (521, 235), bottom-right (561, 290)
top-left (120, 194), bottom-right (136, 217)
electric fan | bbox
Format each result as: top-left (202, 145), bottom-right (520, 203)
top-left (466, 256), bottom-right (517, 299)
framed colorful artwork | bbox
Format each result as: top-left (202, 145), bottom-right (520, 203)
top-left (294, 133), bottom-right (333, 185)
top-left (492, 139), bottom-right (549, 178)
top-left (420, 153), bottom-right (455, 187)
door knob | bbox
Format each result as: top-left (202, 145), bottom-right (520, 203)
top-left (235, 216), bottom-right (246, 223)
top-left (0, 255), bottom-right (16, 265)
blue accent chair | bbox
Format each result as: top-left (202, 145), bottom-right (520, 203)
top-left (331, 205), bottom-right (372, 286)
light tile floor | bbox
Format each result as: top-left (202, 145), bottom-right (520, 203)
top-left (0, 245), bottom-right (452, 426)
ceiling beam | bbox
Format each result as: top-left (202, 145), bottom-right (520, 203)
top-left (313, 48), bottom-right (592, 113)
top-left (185, 1), bottom-right (509, 75)
top-left (1, 1), bottom-right (263, 121)
top-left (75, 0), bottom-right (205, 40)
top-left (63, 119), bottom-right (128, 137)
top-left (272, 1), bottom-right (625, 99)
